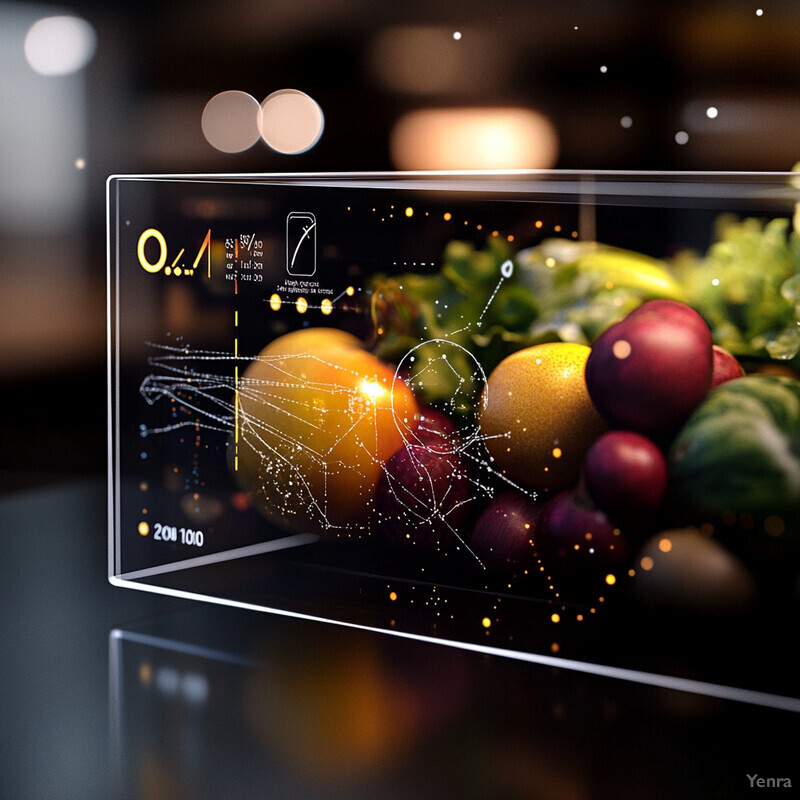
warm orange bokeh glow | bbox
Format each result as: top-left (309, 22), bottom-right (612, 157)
top-left (390, 107), bottom-right (559, 170)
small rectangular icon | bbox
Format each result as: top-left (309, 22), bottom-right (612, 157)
top-left (286, 212), bottom-right (316, 276)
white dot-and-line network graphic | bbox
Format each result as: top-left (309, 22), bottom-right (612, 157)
top-left (137, 257), bottom-right (531, 566)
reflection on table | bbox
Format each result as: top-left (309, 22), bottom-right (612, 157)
top-left (110, 605), bottom-right (798, 800)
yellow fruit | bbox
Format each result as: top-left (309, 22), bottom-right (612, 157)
top-left (479, 342), bottom-right (607, 492)
top-left (234, 328), bottom-right (419, 536)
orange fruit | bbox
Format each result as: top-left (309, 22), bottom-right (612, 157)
top-left (478, 342), bottom-right (607, 492)
top-left (235, 328), bottom-right (419, 536)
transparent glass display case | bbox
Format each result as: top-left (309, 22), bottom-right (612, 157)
top-left (107, 171), bottom-right (800, 711)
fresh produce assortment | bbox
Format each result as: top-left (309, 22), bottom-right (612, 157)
top-left (236, 213), bottom-right (800, 615)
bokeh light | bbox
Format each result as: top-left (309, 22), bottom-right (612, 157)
top-left (201, 90), bottom-right (262, 153)
top-left (260, 89), bottom-right (324, 154)
top-left (390, 107), bottom-right (559, 171)
top-left (370, 26), bottom-right (463, 95)
top-left (368, 26), bottom-right (501, 96)
top-left (24, 15), bottom-right (96, 76)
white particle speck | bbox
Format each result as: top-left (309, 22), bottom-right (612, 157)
top-left (675, 130), bottom-right (689, 145)
top-left (600, 65), bottom-right (608, 73)
top-left (756, 8), bottom-right (763, 16)
top-left (620, 115), bottom-right (633, 129)
top-left (706, 106), bottom-right (718, 119)
top-left (712, 278), bottom-right (720, 286)
top-left (453, 31), bottom-right (462, 40)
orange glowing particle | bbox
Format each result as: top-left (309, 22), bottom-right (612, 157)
top-left (552, 447), bottom-right (562, 458)
top-left (658, 538), bottom-right (672, 553)
top-left (405, 206), bottom-right (414, 217)
top-left (640, 556), bottom-right (654, 571)
top-left (389, 591), bottom-right (398, 601)
top-left (482, 617), bottom-right (492, 628)
top-left (535, 220), bottom-right (543, 229)
top-left (443, 212), bottom-right (452, 221)
top-left (138, 521), bottom-right (150, 536)
top-left (605, 573), bottom-right (616, 586)
top-left (551, 613), bottom-right (561, 623)
top-left (765, 515), bottom-right (785, 537)
top-left (139, 662), bottom-right (152, 685)
top-left (612, 339), bottom-right (632, 359)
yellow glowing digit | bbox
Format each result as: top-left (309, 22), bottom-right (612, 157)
top-left (192, 228), bottom-right (212, 277)
top-left (137, 228), bottom-right (167, 273)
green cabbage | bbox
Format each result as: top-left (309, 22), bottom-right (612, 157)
top-left (668, 375), bottom-right (800, 538)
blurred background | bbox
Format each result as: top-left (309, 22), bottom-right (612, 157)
top-left (2, 5), bottom-right (800, 798)
top-left (2, 0), bottom-right (800, 490)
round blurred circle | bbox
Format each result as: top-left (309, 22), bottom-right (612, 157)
top-left (24, 15), bottom-right (97, 76)
top-left (201, 90), bottom-right (262, 153)
top-left (260, 89), bottom-right (324, 154)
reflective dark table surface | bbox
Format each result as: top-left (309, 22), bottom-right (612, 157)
top-left (1, 478), bottom-right (797, 800)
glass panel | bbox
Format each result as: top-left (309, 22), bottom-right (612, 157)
top-left (108, 171), bottom-right (800, 707)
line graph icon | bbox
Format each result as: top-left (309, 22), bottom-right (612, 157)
top-left (286, 212), bottom-right (317, 276)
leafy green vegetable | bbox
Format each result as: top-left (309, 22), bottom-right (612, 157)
top-left (516, 239), bottom-right (685, 343)
top-left (672, 215), bottom-right (800, 364)
top-left (668, 375), bottom-right (800, 533)
top-left (368, 238), bottom-right (544, 409)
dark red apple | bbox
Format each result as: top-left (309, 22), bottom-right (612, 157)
top-left (585, 299), bottom-right (713, 437)
top-left (711, 345), bottom-right (745, 388)
top-left (471, 490), bottom-right (542, 574)
top-left (583, 430), bottom-right (667, 523)
top-left (375, 443), bottom-right (472, 551)
top-left (535, 490), bottom-right (631, 589)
